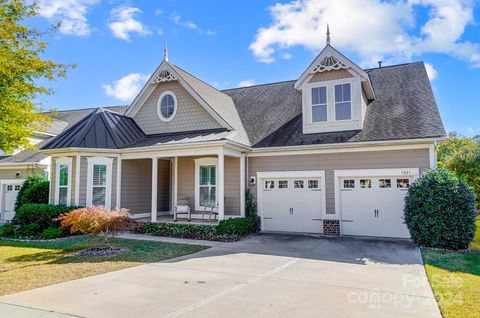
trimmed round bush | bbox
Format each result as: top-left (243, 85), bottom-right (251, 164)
top-left (216, 215), bottom-right (260, 236)
top-left (404, 168), bottom-right (476, 250)
top-left (14, 204), bottom-right (78, 232)
top-left (14, 175), bottom-right (49, 211)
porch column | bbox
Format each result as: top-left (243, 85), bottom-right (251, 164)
top-left (116, 156), bottom-right (122, 210)
top-left (173, 156), bottom-right (178, 209)
top-left (218, 152), bottom-right (225, 220)
top-left (151, 157), bottom-right (158, 222)
top-left (240, 155), bottom-right (245, 217)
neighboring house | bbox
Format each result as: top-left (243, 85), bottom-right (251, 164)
top-left (39, 40), bottom-right (445, 238)
top-left (0, 106), bottom-right (127, 222)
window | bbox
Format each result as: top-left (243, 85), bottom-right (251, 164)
top-left (55, 157), bottom-right (72, 206)
top-left (157, 91), bottom-right (177, 122)
top-left (335, 83), bottom-right (351, 120)
top-left (308, 180), bottom-right (319, 189)
top-left (278, 180), bottom-right (288, 189)
top-left (92, 164), bottom-right (107, 206)
top-left (397, 178), bottom-right (410, 188)
top-left (360, 179), bottom-right (371, 188)
top-left (379, 179), bottom-right (391, 188)
top-left (311, 86), bottom-right (327, 122)
top-left (343, 179), bottom-right (355, 189)
top-left (6, 185), bottom-right (13, 191)
top-left (87, 157), bottom-right (113, 210)
top-left (14, 185), bottom-right (21, 191)
top-left (199, 165), bottom-right (216, 206)
top-left (265, 180), bottom-right (274, 189)
top-left (294, 180), bottom-right (304, 188)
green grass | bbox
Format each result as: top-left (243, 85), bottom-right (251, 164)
top-left (422, 216), bottom-right (480, 318)
top-left (0, 236), bottom-right (207, 296)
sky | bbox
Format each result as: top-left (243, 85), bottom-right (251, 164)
top-left (30, 0), bottom-right (480, 137)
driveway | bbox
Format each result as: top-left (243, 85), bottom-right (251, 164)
top-left (0, 234), bottom-right (440, 318)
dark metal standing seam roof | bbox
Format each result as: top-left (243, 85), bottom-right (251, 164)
top-left (42, 108), bottom-right (146, 149)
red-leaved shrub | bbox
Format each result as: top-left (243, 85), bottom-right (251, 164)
top-left (56, 207), bottom-right (136, 245)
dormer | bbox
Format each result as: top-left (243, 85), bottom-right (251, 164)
top-left (295, 43), bottom-right (375, 134)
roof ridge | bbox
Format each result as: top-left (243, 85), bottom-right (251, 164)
top-left (43, 105), bottom-right (128, 114)
top-left (364, 61), bottom-right (423, 72)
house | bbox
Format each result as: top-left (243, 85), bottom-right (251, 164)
top-left (39, 37), bottom-right (445, 238)
top-left (0, 106), bottom-right (127, 222)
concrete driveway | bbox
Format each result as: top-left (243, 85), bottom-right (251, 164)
top-left (0, 234), bottom-right (440, 318)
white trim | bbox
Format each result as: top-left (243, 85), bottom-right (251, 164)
top-left (173, 157), bottom-right (178, 210)
top-left (0, 179), bottom-right (25, 221)
top-left (218, 153), bottom-right (225, 220)
top-left (194, 157), bottom-right (219, 211)
top-left (256, 170), bottom-right (326, 232)
top-left (429, 144), bottom-right (437, 168)
top-left (156, 90), bottom-right (178, 122)
top-left (151, 157), bottom-right (158, 222)
top-left (249, 141), bottom-right (436, 157)
top-left (116, 156), bottom-right (122, 210)
top-left (86, 157), bottom-right (114, 210)
top-left (54, 157), bottom-right (72, 205)
top-left (333, 168), bottom-right (420, 232)
top-left (74, 154), bottom-right (80, 206)
top-left (240, 155), bottom-right (245, 217)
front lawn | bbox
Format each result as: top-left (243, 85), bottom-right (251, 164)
top-left (422, 216), bottom-right (480, 318)
top-left (0, 236), bottom-right (206, 296)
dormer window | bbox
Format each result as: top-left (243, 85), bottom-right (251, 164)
top-left (334, 83), bottom-right (351, 121)
top-left (312, 86), bottom-right (327, 122)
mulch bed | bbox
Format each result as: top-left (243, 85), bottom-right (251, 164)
top-left (74, 246), bottom-right (130, 256)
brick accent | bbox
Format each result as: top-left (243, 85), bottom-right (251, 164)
top-left (323, 219), bottom-right (340, 235)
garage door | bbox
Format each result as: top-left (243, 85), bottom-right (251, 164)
top-left (340, 176), bottom-right (412, 238)
top-left (2, 183), bottom-right (21, 221)
top-left (260, 175), bottom-right (324, 234)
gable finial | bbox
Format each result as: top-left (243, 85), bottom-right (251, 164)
top-left (164, 42), bottom-right (169, 62)
top-left (326, 24), bottom-right (331, 45)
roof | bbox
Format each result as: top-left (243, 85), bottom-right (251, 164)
top-left (124, 128), bottom-right (230, 148)
top-left (233, 62), bottom-right (446, 148)
top-left (0, 140), bottom-right (50, 165)
top-left (42, 108), bottom-right (145, 149)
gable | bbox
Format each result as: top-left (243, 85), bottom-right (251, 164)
top-left (133, 81), bottom-right (223, 134)
top-left (308, 69), bottom-right (353, 83)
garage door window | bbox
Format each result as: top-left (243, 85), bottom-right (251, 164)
top-left (265, 180), bottom-right (274, 189)
top-left (308, 180), bottom-right (319, 189)
top-left (294, 180), bottom-right (304, 189)
top-left (6, 185), bottom-right (12, 191)
top-left (278, 180), bottom-right (288, 189)
top-left (343, 179), bottom-right (355, 189)
top-left (397, 178), bottom-right (410, 188)
top-left (360, 179), bottom-right (371, 188)
top-left (379, 179), bottom-right (391, 188)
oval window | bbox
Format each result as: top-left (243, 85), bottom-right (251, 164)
top-left (157, 91), bottom-right (177, 121)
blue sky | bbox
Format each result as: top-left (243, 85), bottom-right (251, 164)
top-left (31, 0), bottom-right (480, 136)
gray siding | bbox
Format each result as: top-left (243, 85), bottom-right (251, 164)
top-left (121, 159), bottom-right (152, 215)
top-left (133, 81), bottom-right (222, 134)
top-left (248, 148), bottom-right (430, 214)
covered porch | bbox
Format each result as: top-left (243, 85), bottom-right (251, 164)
top-left (117, 146), bottom-right (246, 223)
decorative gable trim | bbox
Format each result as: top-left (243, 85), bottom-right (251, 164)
top-left (312, 55), bottom-right (348, 73)
top-left (125, 61), bottom-right (232, 130)
top-left (152, 68), bottom-right (177, 83)
top-left (294, 45), bottom-right (375, 100)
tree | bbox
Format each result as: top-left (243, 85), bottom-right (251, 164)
top-left (437, 132), bottom-right (480, 208)
top-left (0, 0), bottom-right (71, 153)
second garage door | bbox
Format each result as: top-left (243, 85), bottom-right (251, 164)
top-left (260, 173), bottom-right (324, 234)
top-left (339, 175), bottom-right (413, 238)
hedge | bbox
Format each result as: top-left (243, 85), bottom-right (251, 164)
top-left (14, 175), bottom-right (49, 211)
top-left (404, 168), bottom-right (477, 250)
top-left (14, 204), bottom-right (78, 235)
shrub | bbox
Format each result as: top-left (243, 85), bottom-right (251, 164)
top-left (14, 175), bottom-right (49, 211)
top-left (245, 189), bottom-right (256, 217)
top-left (0, 224), bottom-right (17, 238)
top-left (17, 223), bottom-right (41, 237)
top-left (41, 227), bottom-right (64, 240)
top-left (14, 204), bottom-right (77, 232)
top-left (404, 168), bottom-right (477, 250)
top-left (56, 207), bottom-right (136, 246)
top-left (216, 215), bottom-right (260, 236)
top-left (145, 223), bottom-right (218, 240)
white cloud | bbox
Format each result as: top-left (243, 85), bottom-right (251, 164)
top-left (238, 79), bottom-right (256, 87)
top-left (250, 0), bottom-right (480, 67)
top-left (102, 73), bottom-right (150, 102)
top-left (37, 0), bottom-right (99, 36)
top-left (171, 13), bottom-right (217, 36)
top-left (424, 63), bottom-right (438, 80)
top-left (108, 7), bottom-right (151, 41)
